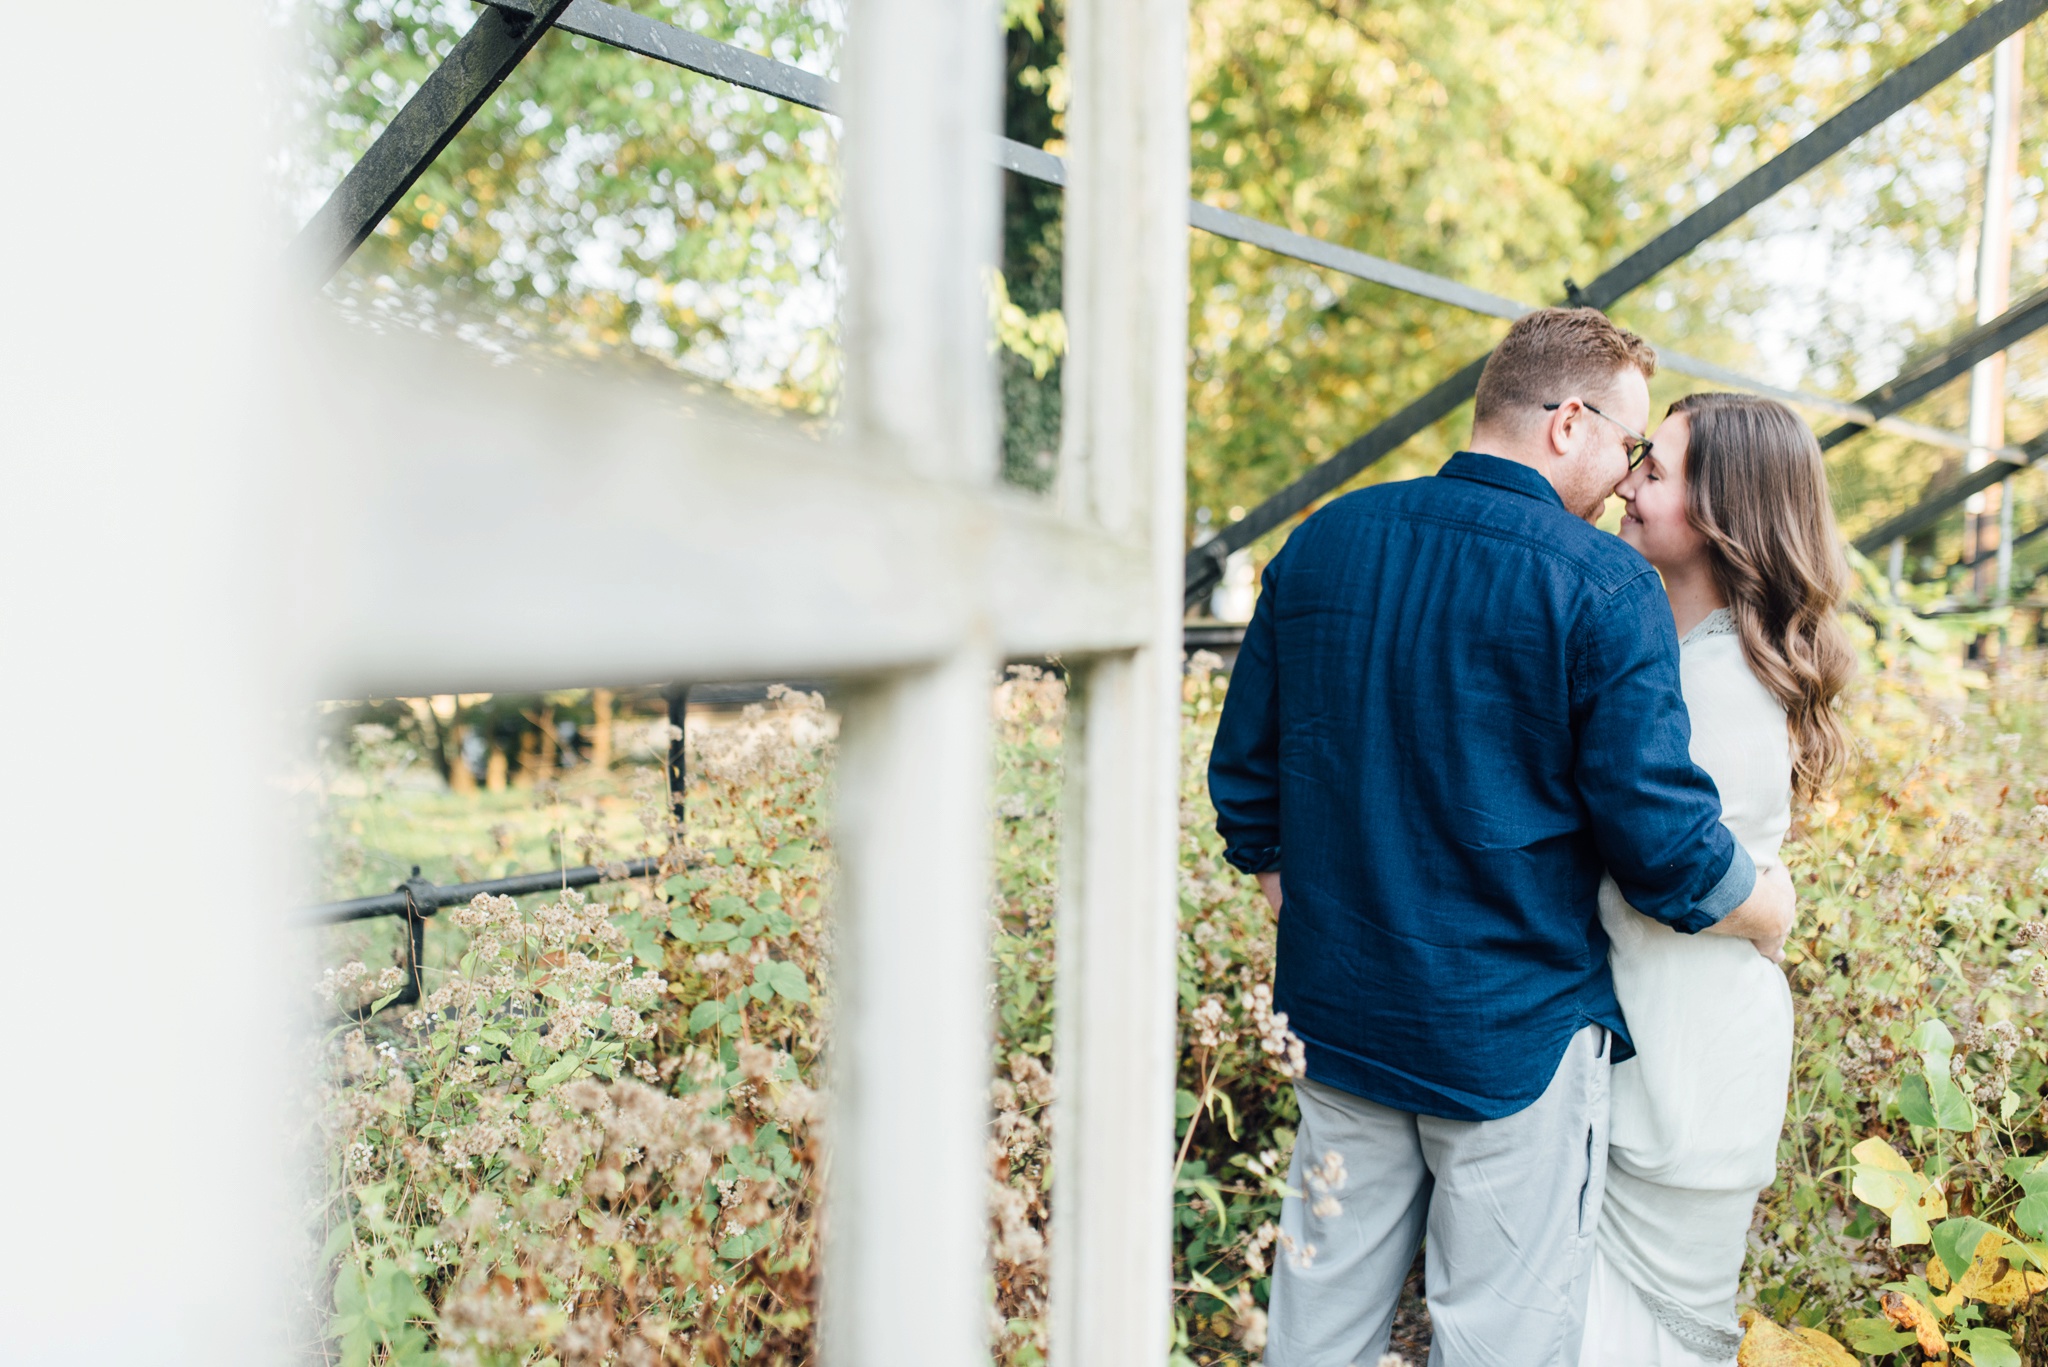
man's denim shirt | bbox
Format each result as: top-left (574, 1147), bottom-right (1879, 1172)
top-left (1209, 452), bottom-right (1755, 1121)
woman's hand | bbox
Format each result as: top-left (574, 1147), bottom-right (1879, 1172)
top-left (1256, 871), bottom-right (1283, 916)
top-left (1704, 860), bottom-right (1795, 961)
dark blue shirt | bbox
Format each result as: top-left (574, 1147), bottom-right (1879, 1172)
top-left (1209, 452), bottom-right (1755, 1121)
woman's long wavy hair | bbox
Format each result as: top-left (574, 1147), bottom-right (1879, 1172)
top-left (1668, 392), bottom-right (1856, 801)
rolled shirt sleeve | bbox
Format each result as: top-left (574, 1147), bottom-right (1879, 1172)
top-left (1572, 573), bottom-right (1748, 933)
top-left (1210, 558), bottom-right (1284, 874)
top-left (1685, 841), bottom-right (1757, 933)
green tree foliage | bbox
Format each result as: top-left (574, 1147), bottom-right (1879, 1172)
top-left (1178, 0), bottom-right (2048, 578)
top-left (284, 0), bottom-right (2048, 569)
top-left (282, 0), bottom-right (842, 410)
top-left (1181, 0), bottom-right (1756, 535)
top-left (999, 0), bottom-right (1068, 490)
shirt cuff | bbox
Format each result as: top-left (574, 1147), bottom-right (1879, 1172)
top-left (1674, 843), bottom-right (1755, 934)
top-left (1223, 842), bottom-right (1282, 875)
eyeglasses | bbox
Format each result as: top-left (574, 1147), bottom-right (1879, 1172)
top-left (1542, 401), bottom-right (1653, 470)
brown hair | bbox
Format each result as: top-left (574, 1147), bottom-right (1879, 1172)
top-left (1668, 392), bottom-right (1856, 801)
top-left (1473, 307), bottom-right (1659, 428)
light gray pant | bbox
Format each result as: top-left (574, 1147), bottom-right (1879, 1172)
top-left (1264, 1025), bottom-right (1611, 1367)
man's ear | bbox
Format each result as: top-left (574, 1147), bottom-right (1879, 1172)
top-left (1542, 401), bottom-right (1576, 458)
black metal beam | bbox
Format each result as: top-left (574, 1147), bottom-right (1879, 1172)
top-left (1183, 0), bottom-right (2047, 606)
top-left (301, 854), bottom-right (662, 927)
top-left (1819, 284), bottom-right (2048, 450)
top-left (488, 0), bottom-right (833, 110)
top-left (1185, 357), bottom-right (1489, 606)
top-left (1574, 0), bottom-right (2046, 312)
top-left (1959, 516), bottom-right (2048, 571)
top-left (1852, 427), bottom-right (2048, 555)
top-left (287, 0), bottom-right (572, 289)
top-left (665, 684), bottom-right (690, 827)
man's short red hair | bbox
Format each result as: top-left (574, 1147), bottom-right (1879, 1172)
top-left (1473, 307), bottom-right (1657, 429)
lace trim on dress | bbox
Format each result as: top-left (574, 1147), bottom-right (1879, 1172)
top-left (1630, 1279), bottom-right (1744, 1359)
top-left (1680, 607), bottom-right (1737, 649)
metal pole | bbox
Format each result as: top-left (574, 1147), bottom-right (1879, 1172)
top-left (285, 0), bottom-right (571, 288)
top-left (1966, 33), bottom-right (2024, 602)
top-left (1999, 474), bottom-right (2017, 603)
top-left (665, 684), bottom-right (689, 827)
top-left (1816, 284), bottom-right (2048, 451)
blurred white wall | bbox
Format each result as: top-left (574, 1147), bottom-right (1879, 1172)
top-left (0, 4), bottom-right (287, 1361)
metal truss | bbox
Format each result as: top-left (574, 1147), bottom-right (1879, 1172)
top-left (1824, 287), bottom-right (2048, 564)
top-left (1183, 0), bottom-right (2047, 604)
top-left (1853, 427), bottom-right (2048, 555)
top-left (288, 0), bottom-right (572, 287)
top-left (290, 0), bottom-right (2048, 607)
top-left (305, 0), bottom-right (2024, 475)
top-left (1960, 516), bottom-right (2048, 572)
top-left (1818, 284), bottom-right (2048, 451)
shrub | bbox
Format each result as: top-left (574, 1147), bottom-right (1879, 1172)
top-left (312, 645), bottom-right (2048, 1365)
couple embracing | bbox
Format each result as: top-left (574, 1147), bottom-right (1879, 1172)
top-left (1210, 307), bottom-right (1856, 1367)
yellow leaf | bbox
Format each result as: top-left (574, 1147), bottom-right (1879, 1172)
top-left (1921, 1258), bottom-right (1969, 1316)
top-left (1789, 1327), bottom-right (1861, 1367)
top-left (1736, 1310), bottom-right (1859, 1367)
top-left (1880, 1291), bottom-right (1949, 1358)
top-left (1850, 1138), bottom-right (1945, 1246)
top-left (1929, 1230), bottom-right (2048, 1308)
top-left (1852, 1138), bottom-right (1911, 1172)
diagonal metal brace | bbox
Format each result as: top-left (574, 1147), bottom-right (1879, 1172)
top-left (1819, 284), bottom-right (2048, 451)
top-left (1183, 357), bottom-right (1488, 608)
top-left (1852, 427), bottom-right (2048, 556)
top-left (287, 0), bottom-right (572, 290)
top-left (1958, 516), bottom-right (2048, 572)
top-left (1575, 0), bottom-right (2046, 312)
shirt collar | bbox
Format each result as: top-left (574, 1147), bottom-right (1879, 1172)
top-left (1437, 451), bottom-right (1566, 511)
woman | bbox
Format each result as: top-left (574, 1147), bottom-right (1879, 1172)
top-left (1580, 392), bottom-right (1855, 1366)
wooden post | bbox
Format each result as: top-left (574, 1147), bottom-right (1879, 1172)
top-left (822, 0), bottom-right (1001, 1363)
top-left (1051, 0), bottom-right (1189, 1359)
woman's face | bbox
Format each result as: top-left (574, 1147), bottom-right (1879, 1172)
top-left (1616, 411), bottom-right (1710, 573)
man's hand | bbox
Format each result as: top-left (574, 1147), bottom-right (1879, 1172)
top-left (1704, 860), bottom-right (1794, 961)
top-left (1256, 871), bottom-right (1283, 916)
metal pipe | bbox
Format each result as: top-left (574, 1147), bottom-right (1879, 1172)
top-left (1818, 285), bottom-right (2048, 451)
top-left (299, 855), bottom-right (662, 927)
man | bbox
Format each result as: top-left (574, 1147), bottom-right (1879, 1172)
top-left (1209, 308), bottom-right (1795, 1366)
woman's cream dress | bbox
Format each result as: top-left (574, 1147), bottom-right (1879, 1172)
top-left (1579, 608), bottom-right (1794, 1367)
